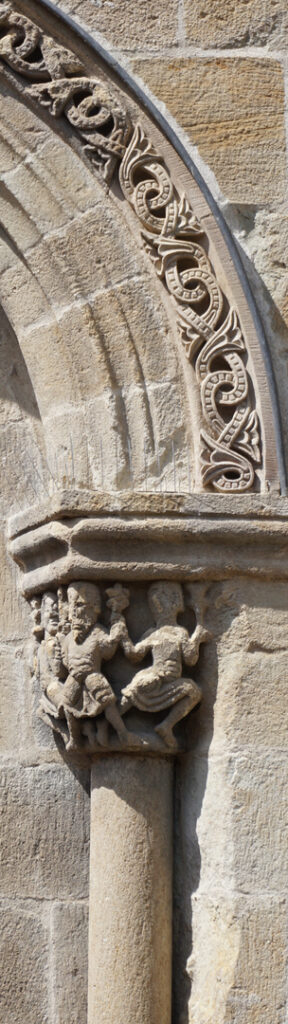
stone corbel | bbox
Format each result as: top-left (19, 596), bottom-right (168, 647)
top-left (9, 488), bottom-right (288, 759)
top-left (9, 493), bottom-right (215, 758)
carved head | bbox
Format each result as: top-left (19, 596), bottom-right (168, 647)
top-left (30, 596), bottom-right (42, 638)
top-left (57, 586), bottom-right (70, 635)
top-left (41, 591), bottom-right (59, 636)
top-left (67, 581), bottom-right (101, 641)
top-left (148, 582), bottom-right (184, 624)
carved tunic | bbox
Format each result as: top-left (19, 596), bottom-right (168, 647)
top-left (60, 625), bottom-right (118, 717)
top-left (122, 625), bottom-right (200, 712)
top-left (38, 635), bottom-right (65, 709)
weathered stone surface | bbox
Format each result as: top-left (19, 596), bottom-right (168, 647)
top-left (210, 578), bottom-right (288, 750)
top-left (172, 577), bottom-right (288, 757)
top-left (0, 203), bottom-right (146, 324)
top-left (0, 645), bottom-right (24, 755)
top-left (176, 743), bottom-right (287, 955)
top-left (0, 87), bottom-right (49, 174)
top-left (0, 764), bottom-right (90, 898)
top-left (240, 204), bottom-right (288, 327)
top-left (173, 576), bottom-right (288, 1020)
top-left (56, 0), bottom-right (179, 50)
top-left (131, 57), bottom-right (286, 204)
top-left (183, 0), bottom-right (288, 50)
top-left (0, 90), bottom-right (195, 493)
top-left (20, 277), bottom-right (181, 411)
top-left (0, 900), bottom-right (50, 1024)
top-left (192, 751), bottom-right (288, 895)
top-left (52, 902), bottom-right (88, 1024)
top-left (175, 745), bottom-right (288, 1020)
top-left (188, 895), bottom-right (287, 1024)
top-left (17, 278), bottom-right (190, 493)
top-left (215, 647), bottom-right (288, 750)
top-left (0, 532), bottom-right (29, 640)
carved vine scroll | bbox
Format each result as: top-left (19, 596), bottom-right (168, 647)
top-left (0, 2), bottom-right (262, 492)
top-left (0, 1), bottom-right (131, 181)
top-left (119, 126), bottom-right (261, 492)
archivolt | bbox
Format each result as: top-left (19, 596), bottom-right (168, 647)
top-left (0, 0), bottom-right (283, 495)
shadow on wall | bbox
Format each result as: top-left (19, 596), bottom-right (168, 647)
top-left (0, 303), bottom-right (47, 513)
top-left (172, 571), bottom-right (288, 1023)
top-left (224, 202), bottom-right (288, 487)
top-left (172, 585), bottom-right (239, 1024)
top-left (0, 301), bottom-right (40, 419)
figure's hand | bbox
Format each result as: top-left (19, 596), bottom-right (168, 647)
top-left (106, 583), bottom-right (130, 619)
top-left (197, 625), bottom-right (211, 643)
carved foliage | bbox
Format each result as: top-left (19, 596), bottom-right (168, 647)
top-left (29, 579), bottom-right (208, 755)
top-left (0, 2), bottom-right (131, 181)
top-left (119, 125), bottom-right (261, 492)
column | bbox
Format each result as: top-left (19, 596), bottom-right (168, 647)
top-left (88, 756), bottom-right (173, 1024)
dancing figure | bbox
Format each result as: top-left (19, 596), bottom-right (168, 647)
top-left (120, 582), bottom-right (208, 749)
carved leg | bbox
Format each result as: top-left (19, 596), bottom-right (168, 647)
top-left (82, 718), bottom-right (98, 748)
top-left (105, 704), bottom-right (145, 748)
top-left (96, 717), bottom-right (109, 746)
top-left (118, 694), bottom-right (133, 714)
top-left (155, 689), bottom-right (201, 750)
top-left (65, 711), bottom-right (83, 751)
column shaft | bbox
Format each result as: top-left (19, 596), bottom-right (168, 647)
top-left (88, 756), bottom-right (173, 1024)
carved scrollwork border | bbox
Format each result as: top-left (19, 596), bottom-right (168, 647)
top-left (0, 0), bottom-right (131, 181)
top-left (0, 1), bottom-right (262, 492)
top-left (119, 125), bottom-right (261, 492)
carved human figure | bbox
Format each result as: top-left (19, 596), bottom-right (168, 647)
top-left (31, 596), bottom-right (42, 639)
top-left (26, 596), bottom-right (43, 678)
top-left (120, 582), bottom-right (208, 749)
top-left (57, 586), bottom-right (70, 635)
top-left (38, 591), bottom-right (66, 706)
top-left (59, 581), bottom-right (139, 750)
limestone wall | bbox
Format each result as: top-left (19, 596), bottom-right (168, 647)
top-left (0, 4), bottom-right (288, 1024)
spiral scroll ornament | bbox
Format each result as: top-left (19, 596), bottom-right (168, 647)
top-left (0, 5), bottom-right (262, 492)
top-left (0, 1), bottom-right (131, 181)
top-left (119, 125), bottom-right (261, 492)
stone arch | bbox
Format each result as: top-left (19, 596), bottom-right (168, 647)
top-left (0, 0), bottom-right (284, 506)
top-left (2, 12), bottom-right (288, 1024)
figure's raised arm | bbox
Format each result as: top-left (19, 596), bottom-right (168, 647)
top-left (99, 619), bottom-right (126, 660)
top-left (181, 624), bottom-right (210, 666)
top-left (121, 630), bottom-right (153, 663)
top-left (101, 583), bottom-right (132, 660)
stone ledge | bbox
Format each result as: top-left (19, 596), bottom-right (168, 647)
top-left (8, 490), bottom-right (288, 593)
top-left (8, 488), bottom-right (288, 538)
